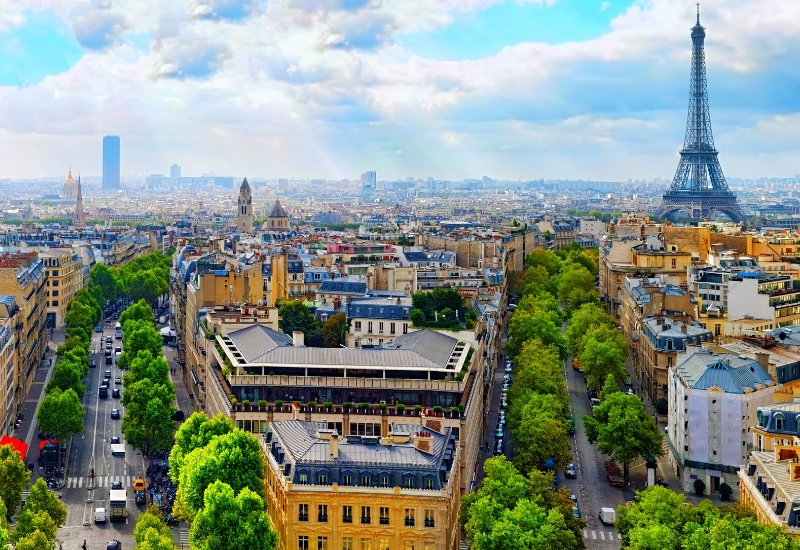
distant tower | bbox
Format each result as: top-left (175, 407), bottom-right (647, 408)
top-left (237, 178), bottom-right (253, 234)
top-left (25, 200), bottom-right (33, 221)
top-left (62, 169), bottom-right (77, 199)
top-left (656, 6), bottom-right (745, 223)
top-left (102, 135), bottom-right (121, 190)
top-left (74, 176), bottom-right (86, 230)
top-left (267, 198), bottom-right (290, 230)
top-left (170, 164), bottom-right (181, 179)
top-left (361, 171), bottom-right (376, 198)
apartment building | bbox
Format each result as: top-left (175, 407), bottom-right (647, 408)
top-left (0, 252), bottom-right (46, 415)
top-left (39, 249), bottom-right (84, 328)
top-left (0, 296), bottom-right (18, 436)
top-left (264, 420), bottom-right (461, 550)
top-left (346, 296), bottom-right (412, 348)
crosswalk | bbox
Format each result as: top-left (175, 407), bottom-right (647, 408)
top-left (179, 529), bottom-right (190, 550)
top-left (64, 475), bottom-right (138, 489)
top-left (584, 529), bottom-right (618, 541)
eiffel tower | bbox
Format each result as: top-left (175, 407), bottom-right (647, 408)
top-left (656, 6), bottom-right (746, 224)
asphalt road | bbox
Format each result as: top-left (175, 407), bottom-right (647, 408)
top-left (56, 321), bottom-right (143, 550)
top-left (562, 358), bottom-right (627, 549)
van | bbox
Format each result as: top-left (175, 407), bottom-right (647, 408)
top-left (110, 444), bottom-right (125, 457)
top-left (95, 507), bottom-right (107, 523)
top-left (590, 398), bottom-right (601, 410)
top-left (599, 507), bottom-right (616, 525)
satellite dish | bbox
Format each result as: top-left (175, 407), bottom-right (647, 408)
top-left (780, 332), bottom-right (787, 340)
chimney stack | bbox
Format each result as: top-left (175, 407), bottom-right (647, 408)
top-left (330, 430), bottom-right (339, 459)
top-left (755, 352), bottom-right (773, 377)
top-left (293, 331), bottom-right (305, 347)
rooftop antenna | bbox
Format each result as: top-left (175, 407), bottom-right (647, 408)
top-left (696, 3), bottom-right (700, 24)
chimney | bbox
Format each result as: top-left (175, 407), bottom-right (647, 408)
top-left (330, 430), bottom-right (339, 459)
top-left (293, 331), bottom-right (304, 347)
top-left (681, 324), bottom-right (687, 333)
top-left (755, 352), bottom-right (772, 375)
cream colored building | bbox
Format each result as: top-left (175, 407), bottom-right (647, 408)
top-left (264, 419), bottom-right (461, 550)
top-left (40, 249), bottom-right (84, 328)
top-left (0, 297), bottom-right (18, 436)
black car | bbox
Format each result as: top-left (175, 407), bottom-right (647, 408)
top-left (105, 349), bottom-right (112, 357)
top-left (111, 480), bottom-right (123, 490)
top-left (587, 388), bottom-right (598, 400)
top-left (105, 356), bottom-right (112, 365)
top-left (171, 410), bottom-right (185, 421)
top-left (109, 436), bottom-right (120, 444)
top-left (107, 540), bottom-right (122, 550)
top-left (95, 325), bottom-right (103, 333)
top-left (112, 388), bottom-right (120, 398)
top-left (111, 409), bottom-right (120, 419)
top-left (565, 463), bottom-right (577, 479)
top-left (89, 359), bottom-right (97, 368)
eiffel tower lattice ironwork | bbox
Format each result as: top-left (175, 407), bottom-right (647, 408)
top-left (656, 6), bottom-right (746, 224)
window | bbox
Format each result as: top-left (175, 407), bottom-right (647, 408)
top-left (405, 477), bottom-right (415, 489)
top-left (360, 540), bottom-right (372, 550)
top-left (299, 536), bottom-right (309, 550)
top-left (425, 478), bottom-right (434, 490)
top-left (299, 473), bottom-right (308, 484)
top-left (343, 475), bottom-right (352, 486)
top-left (423, 544), bottom-right (435, 550)
top-left (380, 507), bottom-right (390, 525)
top-left (379, 539), bottom-right (390, 550)
top-left (52, 300), bottom-right (58, 306)
top-left (361, 475), bottom-right (371, 487)
top-left (403, 323), bottom-right (408, 334)
top-left (52, 270), bottom-right (59, 276)
top-left (318, 504), bottom-right (328, 523)
top-left (380, 475), bottom-right (390, 487)
top-left (342, 539), bottom-right (353, 550)
top-left (671, 258), bottom-right (677, 269)
top-left (390, 323), bottom-right (395, 334)
top-left (361, 506), bottom-right (371, 524)
top-left (368, 322), bottom-right (373, 333)
top-left (318, 537), bottom-right (328, 550)
top-left (319, 474), bottom-right (327, 485)
top-left (777, 416), bottom-right (784, 431)
top-left (379, 322), bottom-right (384, 333)
top-left (355, 321), bottom-right (361, 331)
top-left (52, 280), bottom-right (58, 286)
top-left (404, 508), bottom-right (415, 527)
top-left (404, 543), bottom-right (415, 550)
top-left (52, 290), bottom-right (58, 297)
top-left (299, 504), bottom-right (309, 522)
top-left (342, 505), bottom-right (353, 523)
top-left (424, 510), bottom-right (435, 528)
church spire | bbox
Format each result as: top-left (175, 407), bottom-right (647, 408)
top-left (74, 175), bottom-right (86, 230)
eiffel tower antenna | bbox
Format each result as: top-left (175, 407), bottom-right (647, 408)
top-left (656, 7), bottom-right (746, 224)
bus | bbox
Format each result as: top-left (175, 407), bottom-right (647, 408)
top-left (114, 322), bottom-right (123, 340)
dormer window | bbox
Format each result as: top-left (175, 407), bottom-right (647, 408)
top-left (776, 414), bottom-right (784, 432)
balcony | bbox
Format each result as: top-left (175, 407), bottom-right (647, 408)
top-left (342, 516), bottom-right (353, 524)
top-left (318, 515), bottom-right (328, 523)
top-left (298, 514), bottom-right (308, 522)
top-left (380, 517), bottom-right (390, 525)
top-left (405, 518), bottom-right (415, 527)
top-left (361, 517), bottom-right (371, 524)
top-left (425, 519), bottom-right (435, 528)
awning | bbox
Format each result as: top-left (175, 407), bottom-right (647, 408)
top-left (0, 435), bottom-right (29, 459)
top-left (39, 438), bottom-right (58, 450)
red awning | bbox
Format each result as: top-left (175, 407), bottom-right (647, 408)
top-left (0, 436), bottom-right (29, 459)
top-left (39, 438), bottom-right (58, 451)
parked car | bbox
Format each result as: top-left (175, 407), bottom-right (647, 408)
top-left (493, 439), bottom-right (504, 456)
top-left (504, 363), bottom-right (512, 373)
top-left (115, 377), bottom-right (121, 385)
top-left (107, 540), bottom-right (122, 550)
top-left (566, 416), bottom-right (575, 435)
top-left (500, 398), bottom-right (508, 409)
top-left (572, 505), bottom-right (581, 519)
top-left (110, 409), bottom-right (120, 419)
top-left (495, 426), bottom-right (504, 438)
top-left (587, 388), bottom-right (598, 400)
top-left (89, 359), bottom-right (97, 368)
top-left (565, 463), bottom-right (577, 479)
top-left (624, 376), bottom-right (633, 387)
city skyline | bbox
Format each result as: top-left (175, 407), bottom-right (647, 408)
top-left (0, 1), bottom-right (798, 181)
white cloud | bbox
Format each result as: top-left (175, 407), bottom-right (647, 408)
top-left (0, 0), bottom-right (798, 180)
top-left (0, 6), bottom-right (25, 32)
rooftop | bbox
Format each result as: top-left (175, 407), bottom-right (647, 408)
top-left (674, 349), bottom-right (775, 393)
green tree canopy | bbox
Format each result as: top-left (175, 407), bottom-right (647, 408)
top-left (583, 392), bottom-right (662, 479)
top-left (120, 299), bottom-right (157, 328)
top-left (509, 340), bottom-right (567, 402)
top-left (123, 350), bottom-right (170, 387)
top-left (277, 301), bottom-right (320, 343)
top-left (169, 413), bottom-right (234, 484)
top-left (36, 387), bottom-right (85, 444)
top-left (11, 509), bottom-right (57, 546)
top-left (411, 287), bottom-right (465, 317)
top-left (175, 429), bottom-right (266, 521)
top-left (90, 263), bottom-right (119, 302)
top-left (565, 302), bottom-right (614, 355)
top-left (20, 477), bottom-right (67, 528)
top-left (121, 380), bottom-right (176, 456)
top-left (0, 443), bottom-right (30, 518)
top-left (506, 307), bottom-right (567, 361)
top-left (189, 481), bottom-right (278, 550)
top-left (64, 300), bottom-right (95, 337)
top-left (45, 360), bottom-right (85, 398)
top-left (557, 263), bottom-right (598, 314)
top-left (12, 529), bottom-right (51, 550)
top-left (320, 312), bottom-right (347, 348)
top-left (134, 506), bottom-right (173, 547)
top-left (579, 330), bottom-right (628, 391)
top-left (511, 393), bottom-right (572, 472)
top-left (524, 250), bottom-right (563, 277)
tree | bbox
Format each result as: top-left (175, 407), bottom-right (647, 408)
top-left (524, 250), bottom-right (562, 277)
top-left (175, 429), bottom-right (266, 521)
top-left (557, 263), bottom-right (598, 314)
top-left (565, 302), bottom-right (614, 355)
top-left (120, 298), bottom-right (157, 328)
top-left (583, 392), bottom-right (663, 479)
top-left (135, 506), bottom-right (173, 548)
top-left (511, 393), bottom-right (572, 472)
top-left (506, 308), bottom-right (567, 361)
top-left (65, 300), bottom-right (95, 336)
top-left (320, 312), bottom-right (347, 348)
top-left (277, 301), bottom-right (320, 342)
top-left (121, 380), bottom-right (177, 456)
top-left (169, 413), bottom-right (234, 483)
top-left (510, 340), bottom-right (567, 401)
top-left (11, 509), bottom-right (57, 546)
top-left (123, 350), bottom-right (170, 387)
top-left (90, 263), bottom-right (119, 302)
top-left (45, 361), bottom-right (85, 398)
top-left (0, 443), bottom-right (30, 518)
top-left (12, 530), bottom-right (51, 550)
top-left (579, 333), bottom-right (627, 391)
top-left (36, 388), bottom-right (84, 455)
top-left (189, 481), bottom-right (277, 550)
top-left (599, 374), bottom-right (621, 401)
top-left (21, 477), bottom-right (67, 527)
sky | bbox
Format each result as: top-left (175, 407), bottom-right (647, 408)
top-left (0, 0), bottom-right (799, 182)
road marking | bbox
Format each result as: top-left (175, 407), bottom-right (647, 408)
top-left (583, 529), bottom-right (587, 539)
top-left (78, 477), bottom-right (83, 488)
top-left (600, 531), bottom-right (605, 540)
top-left (592, 531), bottom-right (597, 540)
top-left (608, 532), bottom-right (615, 540)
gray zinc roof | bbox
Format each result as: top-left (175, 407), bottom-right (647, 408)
top-left (675, 350), bottom-right (774, 394)
top-left (228, 325), bottom-right (293, 363)
top-left (385, 330), bottom-right (458, 369)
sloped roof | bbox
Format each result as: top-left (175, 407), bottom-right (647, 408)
top-left (675, 350), bottom-right (774, 394)
top-left (385, 330), bottom-right (458, 369)
top-left (227, 325), bottom-right (293, 363)
top-left (239, 178), bottom-right (251, 193)
top-left (268, 199), bottom-right (288, 219)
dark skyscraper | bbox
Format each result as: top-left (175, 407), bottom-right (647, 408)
top-left (102, 135), bottom-right (121, 190)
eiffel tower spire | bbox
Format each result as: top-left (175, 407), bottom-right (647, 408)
top-left (656, 6), bottom-right (746, 224)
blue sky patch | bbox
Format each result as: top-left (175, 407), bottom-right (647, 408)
top-left (0, 10), bottom-right (84, 86)
top-left (399, 0), bottom-right (634, 60)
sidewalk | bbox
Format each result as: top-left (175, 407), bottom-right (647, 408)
top-left (162, 344), bottom-right (197, 420)
top-left (16, 329), bottom-right (66, 486)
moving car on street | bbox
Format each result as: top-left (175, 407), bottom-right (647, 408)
top-left (565, 463), bottom-right (577, 479)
